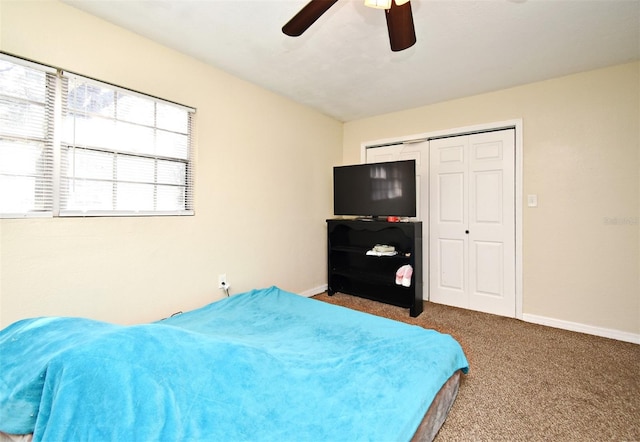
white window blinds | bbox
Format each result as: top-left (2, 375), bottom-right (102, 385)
top-left (61, 73), bottom-right (194, 216)
top-left (0, 56), bottom-right (56, 217)
top-left (0, 53), bottom-right (195, 218)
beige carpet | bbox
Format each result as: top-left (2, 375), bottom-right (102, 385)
top-left (312, 292), bottom-right (640, 441)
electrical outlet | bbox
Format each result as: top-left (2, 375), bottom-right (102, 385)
top-left (218, 274), bottom-right (227, 289)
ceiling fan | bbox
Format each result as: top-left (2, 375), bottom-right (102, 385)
top-left (282, 0), bottom-right (417, 52)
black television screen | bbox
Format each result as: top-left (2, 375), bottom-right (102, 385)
top-left (333, 160), bottom-right (416, 217)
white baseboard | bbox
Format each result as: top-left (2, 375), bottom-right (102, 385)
top-left (299, 284), bottom-right (328, 298)
top-left (523, 313), bottom-right (640, 345)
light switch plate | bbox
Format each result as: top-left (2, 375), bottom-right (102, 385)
top-left (527, 194), bottom-right (538, 208)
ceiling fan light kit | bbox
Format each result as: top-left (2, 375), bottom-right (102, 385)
top-left (364, 0), bottom-right (392, 9)
top-left (364, 0), bottom-right (409, 9)
top-left (282, 0), bottom-right (417, 52)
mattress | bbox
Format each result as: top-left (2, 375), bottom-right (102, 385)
top-left (412, 369), bottom-right (462, 441)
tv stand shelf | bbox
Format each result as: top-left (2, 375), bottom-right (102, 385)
top-left (327, 219), bottom-right (423, 317)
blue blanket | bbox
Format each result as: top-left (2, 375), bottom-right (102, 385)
top-left (0, 286), bottom-right (468, 441)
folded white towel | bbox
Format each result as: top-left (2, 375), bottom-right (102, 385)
top-left (366, 250), bottom-right (398, 257)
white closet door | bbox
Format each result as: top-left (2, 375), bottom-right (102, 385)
top-left (430, 130), bottom-right (516, 317)
top-left (428, 137), bottom-right (468, 308)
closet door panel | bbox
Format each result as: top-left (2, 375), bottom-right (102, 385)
top-left (430, 129), bottom-right (516, 317)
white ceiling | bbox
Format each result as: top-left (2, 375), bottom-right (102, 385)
top-left (62, 0), bottom-right (640, 122)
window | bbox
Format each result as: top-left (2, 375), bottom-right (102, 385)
top-left (0, 54), bottom-right (195, 218)
top-left (0, 57), bottom-right (55, 216)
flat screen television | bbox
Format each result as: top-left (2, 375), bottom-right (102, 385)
top-left (333, 160), bottom-right (416, 218)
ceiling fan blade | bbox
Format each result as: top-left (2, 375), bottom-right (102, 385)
top-left (282, 0), bottom-right (339, 37)
top-left (385, 1), bottom-right (416, 52)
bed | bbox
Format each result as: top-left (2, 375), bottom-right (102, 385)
top-left (0, 286), bottom-right (468, 441)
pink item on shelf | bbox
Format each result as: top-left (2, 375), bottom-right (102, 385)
top-left (402, 265), bottom-right (413, 287)
top-left (395, 264), bottom-right (413, 286)
top-left (395, 265), bottom-right (406, 285)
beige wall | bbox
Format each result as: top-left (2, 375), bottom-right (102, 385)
top-left (0, 0), bottom-right (343, 326)
top-left (344, 62), bottom-right (640, 335)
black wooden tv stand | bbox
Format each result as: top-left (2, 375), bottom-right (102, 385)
top-left (326, 219), bottom-right (423, 317)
